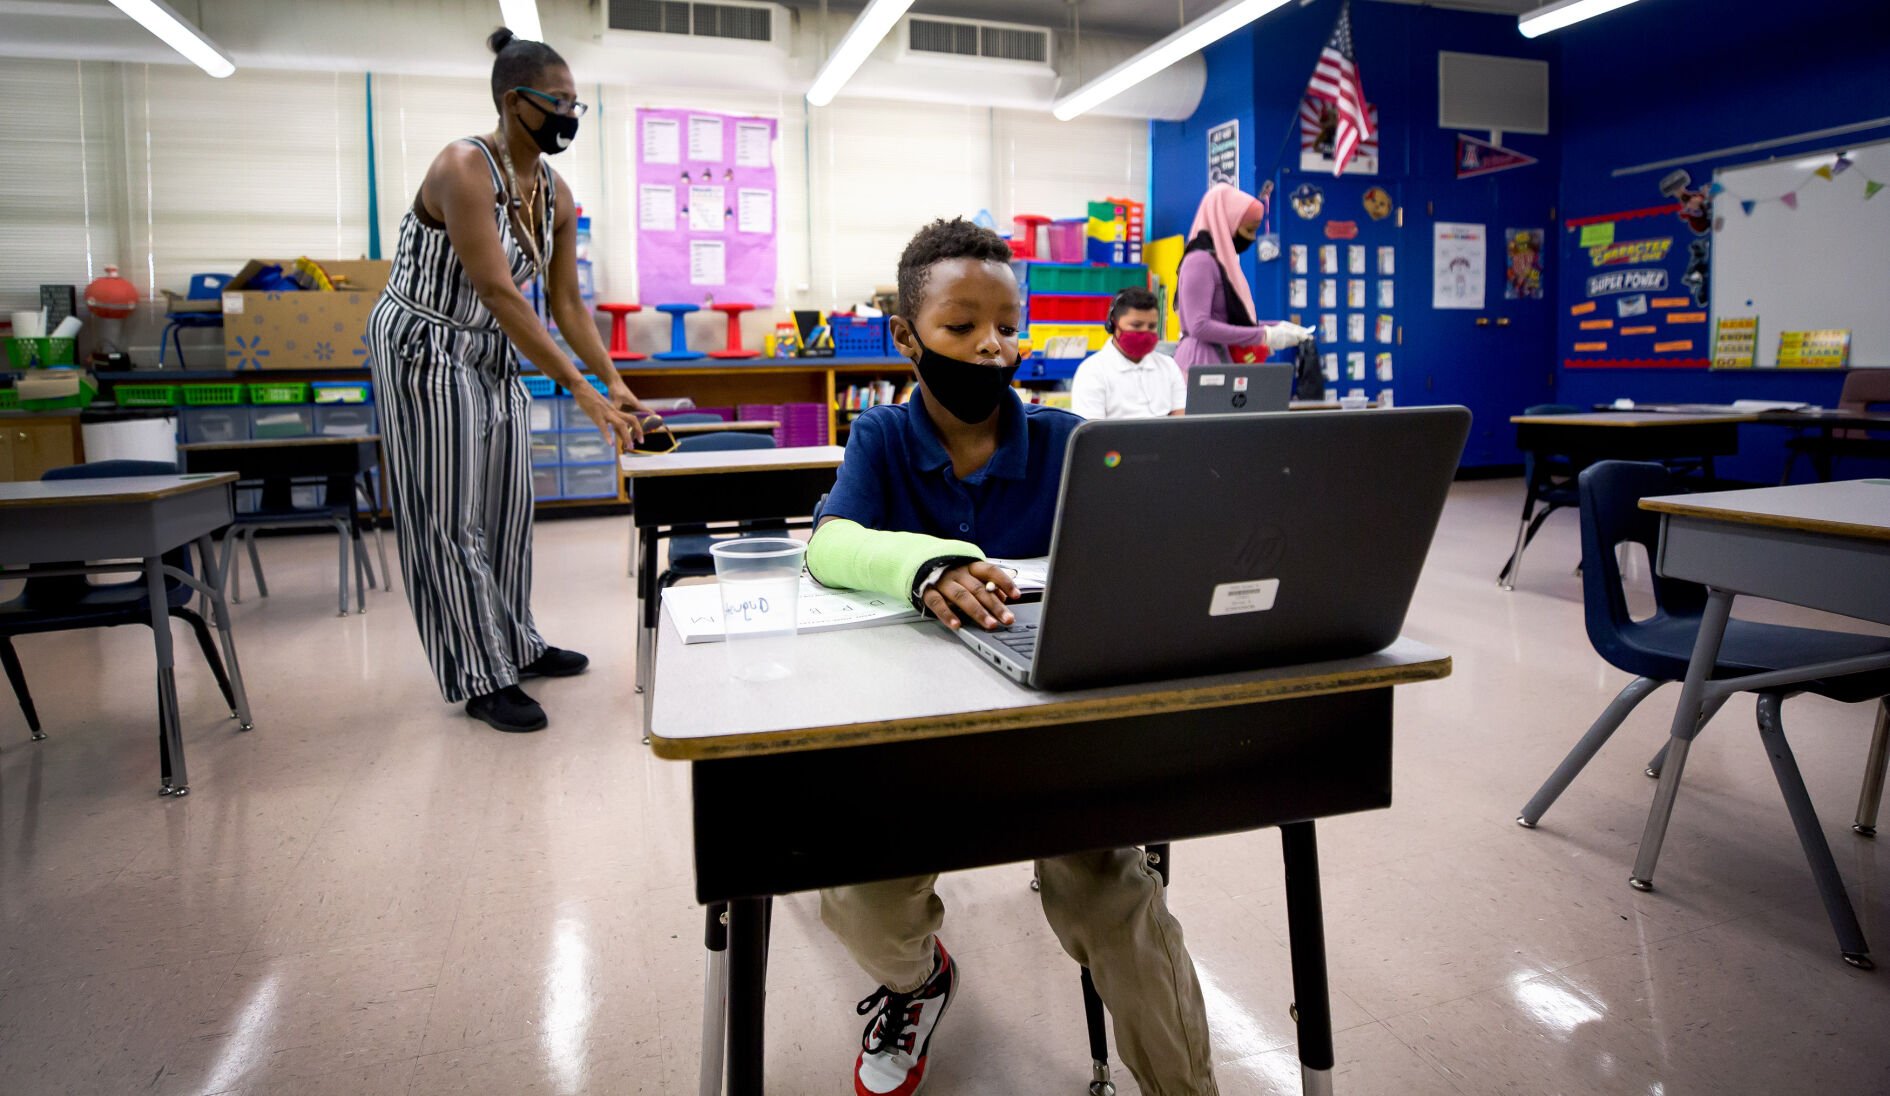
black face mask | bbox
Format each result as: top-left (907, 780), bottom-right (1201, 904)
top-left (519, 102), bottom-right (579, 155)
top-left (1232, 231), bottom-right (1255, 254)
top-left (912, 333), bottom-right (1019, 425)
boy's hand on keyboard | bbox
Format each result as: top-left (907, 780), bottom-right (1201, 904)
top-left (924, 561), bottom-right (1019, 631)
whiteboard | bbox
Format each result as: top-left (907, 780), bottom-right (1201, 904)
top-left (1711, 139), bottom-right (1890, 368)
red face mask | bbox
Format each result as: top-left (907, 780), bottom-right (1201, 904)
top-left (1115, 330), bottom-right (1159, 361)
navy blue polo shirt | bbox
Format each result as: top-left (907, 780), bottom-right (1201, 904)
top-left (823, 389), bottom-right (1080, 558)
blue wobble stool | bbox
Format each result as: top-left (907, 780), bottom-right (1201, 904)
top-left (654, 303), bottom-right (705, 361)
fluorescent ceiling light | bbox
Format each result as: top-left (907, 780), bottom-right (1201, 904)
top-left (105, 0), bottom-right (234, 78)
top-left (499, 0), bottom-right (544, 42)
top-left (1517, 0), bottom-right (1645, 38)
top-left (1052, 0), bottom-right (1292, 121)
top-left (806, 0), bottom-right (916, 107)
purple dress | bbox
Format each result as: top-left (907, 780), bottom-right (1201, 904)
top-left (1173, 249), bottom-right (1275, 370)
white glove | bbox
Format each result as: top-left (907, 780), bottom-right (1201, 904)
top-left (1263, 322), bottom-right (1315, 351)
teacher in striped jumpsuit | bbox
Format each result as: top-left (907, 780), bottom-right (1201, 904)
top-left (367, 27), bottom-right (649, 733)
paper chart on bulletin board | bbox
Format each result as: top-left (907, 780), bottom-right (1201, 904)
top-left (635, 108), bottom-right (778, 307)
top-left (1276, 172), bottom-right (1401, 401)
top-left (1560, 203), bottom-right (1709, 369)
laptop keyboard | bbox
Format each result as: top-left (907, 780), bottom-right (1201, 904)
top-left (990, 621), bottom-right (1039, 660)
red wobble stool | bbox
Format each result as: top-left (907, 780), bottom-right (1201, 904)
top-left (596, 303), bottom-right (646, 361)
top-left (709, 302), bottom-right (759, 360)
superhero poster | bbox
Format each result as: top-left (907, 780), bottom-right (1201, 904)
top-left (1505, 228), bottom-right (1544, 300)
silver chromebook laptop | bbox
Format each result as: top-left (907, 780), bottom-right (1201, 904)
top-left (955, 407), bottom-right (1471, 690)
top-left (1183, 364), bottom-right (1294, 415)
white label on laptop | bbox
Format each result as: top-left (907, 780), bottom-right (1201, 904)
top-left (1199, 373), bottom-right (1226, 386)
top-left (1233, 376), bottom-right (1249, 393)
top-left (1209, 579), bottom-right (1279, 616)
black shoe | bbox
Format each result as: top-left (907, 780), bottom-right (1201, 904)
top-left (520, 646), bottom-right (590, 679)
top-left (465, 684), bottom-right (547, 733)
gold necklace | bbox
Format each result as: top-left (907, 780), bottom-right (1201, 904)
top-left (491, 133), bottom-right (545, 280)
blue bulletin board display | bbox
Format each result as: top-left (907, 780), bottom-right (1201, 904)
top-left (1559, 203), bottom-right (1712, 370)
top-left (1274, 168), bottom-right (1404, 403)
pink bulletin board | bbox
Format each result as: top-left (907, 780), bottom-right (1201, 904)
top-left (635, 108), bottom-right (778, 307)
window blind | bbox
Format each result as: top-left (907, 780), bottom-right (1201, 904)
top-left (0, 60), bottom-right (119, 311)
top-left (123, 65), bottom-right (370, 298)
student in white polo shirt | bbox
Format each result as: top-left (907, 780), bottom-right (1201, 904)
top-left (1070, 287), bottom-right (1186, 419)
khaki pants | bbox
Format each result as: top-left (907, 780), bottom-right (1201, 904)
top-left (820, 848), bottom-right (1218, 1096)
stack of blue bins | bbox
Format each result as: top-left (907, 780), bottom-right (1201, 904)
top-left (525, 375), bottom-right (619, 501)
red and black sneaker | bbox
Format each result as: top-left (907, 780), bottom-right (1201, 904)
top-left (853, 938), bottom-right (959, 1096)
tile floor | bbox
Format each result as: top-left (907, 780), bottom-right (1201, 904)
top-left (0, 478), bottom-right (1885, 1095)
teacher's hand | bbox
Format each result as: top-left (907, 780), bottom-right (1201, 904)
top-left (575, 386), bottom-right (643, 452)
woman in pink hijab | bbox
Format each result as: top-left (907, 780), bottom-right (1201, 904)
top-left (1173, 181), bottom-right (1312, 370)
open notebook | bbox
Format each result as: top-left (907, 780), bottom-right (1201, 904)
top-left (661, 557), bottom-right (1049, 644)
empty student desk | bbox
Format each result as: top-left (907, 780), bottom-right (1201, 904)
top-left (622, 445), bottom-right (843, 731)
top-left (1634, 480), bottom-right (1890, 965)
top-left (668, 419), bottom-right (779, 438)
top-left (0, 473), bottom-right (251, 796)
top-left (649, 613), bottom-right (1451, 1096)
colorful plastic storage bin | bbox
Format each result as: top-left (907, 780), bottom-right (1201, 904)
top-left (521, 374), bottom-right (560, 398)
top-left (181, 383), bottom-right (245, 406)
top-left (1026, 324), bottom-right (1110, 352)
top-left (4, 337), bottom-right (77, 370)
top-left (1028, 295), bottom-right (1113, 323)
top-left (1027, 264), bottom-right (1147, 295)
top-left (559, 463), bottom-right (619, 499)
top-left (247, 381), bottom-right (310, 405)
top-left (830, 315), bottom-right (890, 358)
top-left (183, 407), bottom-right (249, 443)
top-left (737, 402), bottom-right (828, 447)
top-left (312, 381), bottom-right (372, 404)
top-left (113, 383), bottom-right (183, 407)
top-left (1046, 219), bottom-right (1088, 263)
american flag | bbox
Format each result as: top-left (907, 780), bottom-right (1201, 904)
top-left (1304, 0), bottom-right (1372, 177)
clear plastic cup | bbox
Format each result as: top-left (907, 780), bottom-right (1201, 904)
top-left (710, 538), bottom-right (806, 681)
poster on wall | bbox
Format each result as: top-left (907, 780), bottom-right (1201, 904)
top-left (1432, 223), bottom-right (1486, 309)
top-left (1299, 98), bottom-right (1379, 176)
top-left (1504, 228), bottom-right (1544, 300)
top-left (1561, 202), bottom-right (1708, 368)
top-left (636, 108), bottom-right (778, 307)
top-left (1208, 120), bottom-right (1240, 188)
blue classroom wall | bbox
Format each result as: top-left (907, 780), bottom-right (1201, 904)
top-left (1552, 0), bottom-right (1890, 483)
top-left (1151, 1), bottom-right (1560, 468)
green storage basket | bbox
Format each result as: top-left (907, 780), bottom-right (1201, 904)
top-left (312, 380), bottom-right (372, 404)
top-left (182, 383), bottom-right (245, 406)
top-left (247, 381), bottom-right (310, 405)
top-left (1029, 264), bottom-right (1147, 295)
top-left (20, 371), bottom-right (97, 411)
top-left (113, 383), bottom-right (183, 407)
top-left (4, 337), bottom-right (78, 370)
top-left (0, 388), bottom-right (18, 410)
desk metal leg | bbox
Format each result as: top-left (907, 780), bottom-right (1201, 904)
top-left (1282, 822), bottom-right (1334, 1096)
top-left (1498, 469), bottom-right (1543, 591)
top-left (197, 535), bottom-right (254, 732)
top-left (1631, 587), bottom-right (1734, 891)
top-left (1755, 692), bottom-right (1874, 968)
top-left (699, 902), bottom-right (730, 1096)
top-left (145, 557), bottom-right (189, 797)
top-left (1855, 701), bottom-right (1889, 837)
top-left (637, 526), bottom-right (660, 743)
top-left (726, 896), bottom-right (769, 1096)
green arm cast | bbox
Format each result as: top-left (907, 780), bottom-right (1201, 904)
top-left (806, 519), bottom-right (983, 603)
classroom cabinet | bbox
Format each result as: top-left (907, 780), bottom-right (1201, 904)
top-left (0, 416), bottom-right (80, 482)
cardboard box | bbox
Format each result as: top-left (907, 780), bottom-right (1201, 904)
top-left (220, 259), bottom-right (392, 370)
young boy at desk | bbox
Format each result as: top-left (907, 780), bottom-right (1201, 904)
top-left (1070, 286), bottom-right (1187, 419)
top-left (806, 218), bottom-right (1218, 1096)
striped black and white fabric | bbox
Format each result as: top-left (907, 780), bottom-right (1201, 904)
top-left (367, 137), bottom-right (558, 703)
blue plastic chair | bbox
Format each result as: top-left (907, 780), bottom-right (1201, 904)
top-left (1498, 403), bottom-right (1581, 590)
top-left (159, 273), bottom-right (233, 369)
top-left (1517, 460), bottom-right (1890, 966)
top-left (1, 460), bottom-right (237, 741)
top-left (655, 432), bottom-right (781, 591)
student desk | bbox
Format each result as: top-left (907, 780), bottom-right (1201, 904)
top-left (1633, 480), bottom-right (1890, 965)
top-left (650, 615), bottom-right (1452, 1095)
top-left (0, 473), bottom-right (251, 796)
top-left (622, 446), bottom-right (843, 732)
top-left (178, 436), bottom-right (388, 615)
top-left (1500, 412), bottom-right (1745, 589)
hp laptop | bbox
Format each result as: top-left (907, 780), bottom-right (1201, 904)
top-left (956, 407), bottom-right (1471, 690)
top-left (1184, 364), bottom-right (1293, 415)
